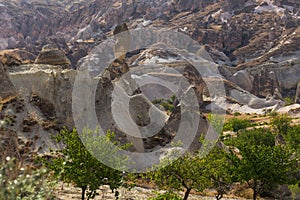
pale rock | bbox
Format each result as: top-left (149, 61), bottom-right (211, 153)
top-left (230, 70), bottom-right (253, 92)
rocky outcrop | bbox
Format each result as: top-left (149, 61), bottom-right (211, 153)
top-left (35, 45), bottom-right (71, 68)
top-left (8, 64), bottom-right (76, 127)
top-left (0, 62), bottom-right (16, 100)
top-left (0, 0), bottom-right (299, 71)
top-left (222, 0), bottom-right (247, 11)
top-left (251, 68), bottom-right (281, 98)
top-left (230, 70), bottom-right (253, 92)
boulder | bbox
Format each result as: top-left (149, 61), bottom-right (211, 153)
top-left (230, 70), bottom-right (253, 92)
top-left (251, 68), bottom-right (281, 98)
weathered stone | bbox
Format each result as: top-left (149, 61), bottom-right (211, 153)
top-left (0, 63), bottom-right (16, 100)
top-left (295, 81), bottom-right (300, 104)
top-left (230, 70), bottom-right (253, 92)
top-left (251, 68), bottom-right (281, 98)
top-left (35, 45), bottom-right (71, 68)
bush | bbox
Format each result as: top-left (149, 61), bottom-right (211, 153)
top-left (271, 114), bottom-right (292, 135)
top-left (285, 124), bottom-right (300, 154)
top-left (223, 118), bottom-right (250, 133)
top-left (268, 111), bottom-right (278, 117)
top-left (152, 95), bottom-right (176, 113)
top-left (284, 97), bottom-right (294, 106)
top-left (234, 112), bottom-right (241, 116)
top-left (0, 157), bottom-right (55, 200)
top-left (148, 191), bottom-right (183, 200)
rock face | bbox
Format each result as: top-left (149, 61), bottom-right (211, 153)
top-left (295, 81), bottom-right (300, 104)
top-left (222, 0), bottom-right (247, 11)
top-left (0, 62), bottom-right (16, 100)
top-left (1, 0), bottom-right (300, 170)
top-left (0, 0), bottom-right (299, 71)
top-left (8, 64), bottom-right (76, 126)
top-left (251, 68), bottom-right (280, 98)
top-left (35, 45), bottom-right (71, 68)
top-left (230, 70), bottom-right (253, 92)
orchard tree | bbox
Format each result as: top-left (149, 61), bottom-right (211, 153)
top-left (147, 150), bottom-right (211, 200)
top-left (204, 145), bottom-right (236, 200)
top-left (147, 137), bottom-right (234, 200)
top-left (226, 128), bottom-right (297, 200)
top-left (45, 128), bottom-right (128, 200)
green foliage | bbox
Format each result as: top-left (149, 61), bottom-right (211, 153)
top-left (207, 113), bottom-right (225, 135)
top-left (148, 191), bottom-right (183, 200)
top-left (233, 112), bottom-right (241, 116)
top-left (203, 145), bottom-right (235, 200)
top-left (271, 114), bottom-right (292, 135)
top-left (285, 124), bottom-right (300, 155)
top-left (223, 118), bottom-right (250, 133)
top-left (267, 111), bottom-right (278, 117)
top-left (284, 97), bottom-right (294, 106)
top-left (289, 184), bottom-right (300, 200)
top-left (152, 95), bottom-right (176, 113)
top-left (225, 128), bottom-right (297, 200)
top-left (45, 128), bottom-right (127, 200)
top-left (147, 152), bottom-right (211, 200)
top-left (0, 157), bottom-right (55, 200)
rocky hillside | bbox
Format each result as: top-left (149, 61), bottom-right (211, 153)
top-left (0, 0), bottom-right (300, 160)
top-left (0, 0), bottom-right (299, 62)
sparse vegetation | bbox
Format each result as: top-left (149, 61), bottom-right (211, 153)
top-left (223, 118), bottom-right (250, 133)
top-left (284, 97), bottom-right (294, 106)
top-left (148, 191), bottom-right (183, 200)
top-left (1, 113), bottom-right (299, 200)
top-left (43, 128), bottom-right (128, 200)
top-left (0, 157), bottom-right (55, 200)
top-left (152, 95), bottom-right (176, 113)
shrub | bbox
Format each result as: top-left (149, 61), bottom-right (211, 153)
top-left (284, 97), bottom-right (294, 106)
top-left (271, 114), bottom-right (292, 135)
top-left (268, 111), bottom-right (278, 117)
top-left (234, 112), bottom-right (241, 116)
top-left (148, 191), bottom-right (183, 200)
top-left (0, 157), bottom-right (55, 200)
top-left (223, 118), bottom-right (250, 133)
top-left (152, 95), bottom-right (176, 113)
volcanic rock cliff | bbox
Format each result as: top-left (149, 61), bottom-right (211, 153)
top-left (0, 0), bottom-right (300, 160)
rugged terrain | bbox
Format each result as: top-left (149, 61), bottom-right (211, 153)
top-left (0, 0), bottom-right (300, 199)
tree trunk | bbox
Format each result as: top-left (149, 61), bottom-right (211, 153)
top-left (81, 187), bottom-right (86, 200)
top-left (183, 188), bottom-right (192, 200)
top-left (216, 193), bottom-right (223, 200)
top-left (253, 189), bottom-right (257, 200)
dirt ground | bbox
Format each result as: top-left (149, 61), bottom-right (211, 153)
top-left (54, 183), bottom-right (248, 200)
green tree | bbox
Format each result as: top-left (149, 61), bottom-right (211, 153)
top-left (45, 128), bottom-right (127, 200)
top-left (204, 145), bottom-right (235, 200)
top-left (147, 151), bottom-right (211, 200)
top-left (271, 114), bottom-right (292, 135)
top-left (226, 128), bottom-right (297, 200)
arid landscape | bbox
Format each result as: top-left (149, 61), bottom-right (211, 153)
top-left (0, 0), bottom-right (300, 199)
